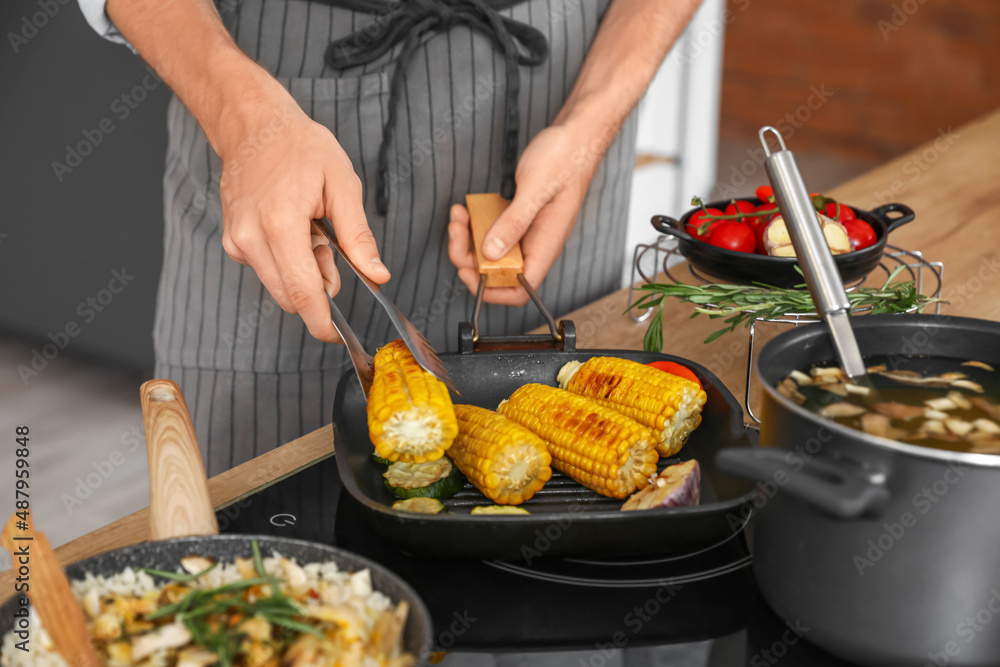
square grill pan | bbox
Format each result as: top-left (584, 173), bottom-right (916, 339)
top-left (333, 349), bottom-right (758, 559)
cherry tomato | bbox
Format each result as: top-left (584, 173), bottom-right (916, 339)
top-left (707, 221), bottom-right (756, 253)
top-left (824, 201), bottom-right (856, 222)
top-left (749, 205), bottom-right (777, 254)
top-left (842, 219), bottom-right (877, 250)
top-left (755, 185), bottom-right (773, 203)
top-left (647, 361), bottom-right (702, 389)
top-left (724, 200), bottom-right (757, 225)
top-left (755, 203), bottom-right (779, 221)
top-left (686, 208), bottom-right (724, 242)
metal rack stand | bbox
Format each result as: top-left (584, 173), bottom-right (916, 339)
top-left (627, 237), bottom-right (945, 422)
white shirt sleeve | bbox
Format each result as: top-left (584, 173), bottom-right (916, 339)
top-left (77, 0), bottom-right (134, 50)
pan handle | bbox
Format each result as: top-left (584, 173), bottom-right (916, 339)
top-left (141, 379), bottom-right (219, 540)
top-left (465, 194), bottom-right (562, 345)
top-left (467, 193), bottom-right (525, 289)
top-left (716, 447), bottom-right (890, 519)
top-left (651, 215), bottom-right (694, 241)
top-left (869, 202), bottom-right (916, 233)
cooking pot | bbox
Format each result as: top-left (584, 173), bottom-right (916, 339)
top-left (717, 314), bottom-right (1000, 666)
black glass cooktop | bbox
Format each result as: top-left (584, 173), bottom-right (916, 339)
top-left (216, 454), bottom-right (857, 665)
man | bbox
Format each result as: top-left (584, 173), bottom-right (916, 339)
top-left (79, 0), bottom-right (701, 474)
top-left (77, 4), bottom-right (708, 664)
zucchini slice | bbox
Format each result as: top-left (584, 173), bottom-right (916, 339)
top-left (392, 497), bottom-right (446, 514)
top-left (470, 505), bottom-right (530, 515)
top-left (383, 458), bottom-right (464, 499)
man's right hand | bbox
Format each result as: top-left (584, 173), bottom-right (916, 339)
top-left (104, 0), bottom-right (389, 344)
top-left (216, 78), bottom-right (390, 343)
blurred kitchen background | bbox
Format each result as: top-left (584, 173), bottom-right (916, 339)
top-left (0, 0), bottom-right (998, 559)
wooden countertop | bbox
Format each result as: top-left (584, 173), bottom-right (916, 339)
top-left (5, 109), bottom-right (999, 592)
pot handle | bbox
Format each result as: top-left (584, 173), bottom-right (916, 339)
top-left (651, 215), bottom-right (694, 241)
top-left (869, 202), bottom-right (915, 233)
top-left (142, 379), bottom-right (220, 540)
top-left (716, 447), bottom-right (890, 519)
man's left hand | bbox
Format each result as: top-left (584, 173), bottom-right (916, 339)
top-left (447, 123), bottom-right (605, 306)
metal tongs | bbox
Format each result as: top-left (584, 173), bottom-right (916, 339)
top-left (760, 127), bottom-right (873, 387)
top-left (312, 218), bottom-right (457, 397)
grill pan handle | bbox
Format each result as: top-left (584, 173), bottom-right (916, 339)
top-left (461, 193), bottom-right (565, 350)
top-left (141, 379), bottom-right (219, 540)
top-left (466, 193), bottom-right (526, 289)
top-left (716, 447), bottom-right (890, 519)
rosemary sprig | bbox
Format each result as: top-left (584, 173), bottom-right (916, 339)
top-left (627, 265), bottom-right (946, 351)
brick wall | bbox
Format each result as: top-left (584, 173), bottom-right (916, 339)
top-left (720, 0), bottom-right (1000, 162)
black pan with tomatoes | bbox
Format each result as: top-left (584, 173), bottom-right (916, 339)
top-left (652, 194), bottom-right (914, 288)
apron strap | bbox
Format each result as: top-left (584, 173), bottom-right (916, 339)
top-left (325, 0), bottom-right (549, 215)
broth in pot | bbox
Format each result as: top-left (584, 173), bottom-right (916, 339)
top-left (778, 355), bottom-right (1000, 454)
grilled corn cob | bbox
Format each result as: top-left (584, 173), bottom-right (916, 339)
top-left (557, 357), bottom-right (707, 457)
top-left (497, 384), bottom-right (658, 499)
top-left (451, 404), bottom-right (552, 505)
top-left (367, 339), bottom-right (458, 463)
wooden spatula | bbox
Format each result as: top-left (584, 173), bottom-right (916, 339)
top-left (1, 511), bottom-right (100, 667)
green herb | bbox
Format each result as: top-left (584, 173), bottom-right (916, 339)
top-left (627, 265), bottom-right (946, 350)
top-left (145, 578), bottom-right (272, 621)
top-left (251, 539), bottom-right (267, 578)
top-left (142, 540), bottom-right (321, 666)
top-left (140, 562), bottom-right (218, 583)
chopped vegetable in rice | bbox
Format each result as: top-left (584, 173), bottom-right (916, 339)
top-left (0, 543), bottom-right (415, 667)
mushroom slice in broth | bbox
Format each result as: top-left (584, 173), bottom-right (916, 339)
top-left (782, 355), bottom-right (1000, 454)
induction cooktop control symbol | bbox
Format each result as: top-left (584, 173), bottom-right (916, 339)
top-left (270, 513), bottom-right (297, 527)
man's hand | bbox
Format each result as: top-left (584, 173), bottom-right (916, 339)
top-left (449, 0), bottom-right (701, 307)
top-left (447, 123), bottom-right (601, 306)
top-left (105, 0), bottom-right (391, 344)
top-left (218, 85), bottom-right (390, 342)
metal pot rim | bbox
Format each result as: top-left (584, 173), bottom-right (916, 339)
top-left (759, 372), bottom-right (1000, 468)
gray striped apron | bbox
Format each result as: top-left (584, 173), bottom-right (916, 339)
top-left (153, 0), bottom-right (638, 476)
top-left (153, 5), bottom-right (713, 662)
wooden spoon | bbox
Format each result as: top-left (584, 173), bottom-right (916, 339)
top-left (140, 379), bottom-right (219, 540)
top-left (0, 510), bottom-right (100, 667)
